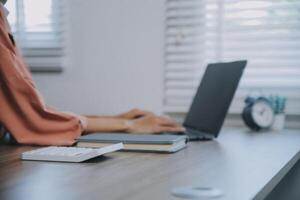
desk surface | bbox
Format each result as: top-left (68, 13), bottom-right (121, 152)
top-left (0, 128), bottom-right (300, 200)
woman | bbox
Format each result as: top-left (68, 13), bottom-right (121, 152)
top-left (0, 0), bottom-right (184, 146)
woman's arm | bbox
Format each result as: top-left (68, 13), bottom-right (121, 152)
top-left (83, 109), bottom-right (185, 134)
top-left (84, 117), bottom-right (129, 133)
top-left (85, 108), bottom-right (153, 119)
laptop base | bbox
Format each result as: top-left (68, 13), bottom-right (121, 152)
top-left (185, 128), bottom-right (214, 141)
top-left (163, 128), bottom-right (214, 141)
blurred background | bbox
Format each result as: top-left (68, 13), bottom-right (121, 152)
top-left (5, 0), bottom-right (300, 128)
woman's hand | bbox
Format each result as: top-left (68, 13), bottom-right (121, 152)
top-left (126, 115), bottom-right (185, 134)
top-left (116, 108), bottom-right (154, 120)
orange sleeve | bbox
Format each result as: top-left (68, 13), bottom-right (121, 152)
top-left (0, 5), bottom-right (85, 146)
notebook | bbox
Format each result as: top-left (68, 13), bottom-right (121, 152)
top-left (76, 133), bottom-right (188, 153)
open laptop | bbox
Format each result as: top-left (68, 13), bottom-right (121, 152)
top-left (169, 60), bottom-right (247, 141)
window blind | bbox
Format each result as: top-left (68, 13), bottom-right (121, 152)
top-left (165, 0), bottom-right (300, 115)
top-left (6, 0), bottom-right (65, 72)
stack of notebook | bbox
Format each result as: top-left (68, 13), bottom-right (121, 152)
top-left (77, 133), bottom-right (188, 153)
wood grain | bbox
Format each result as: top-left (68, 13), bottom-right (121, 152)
top-left (0, 128), bottom-right (300, 200)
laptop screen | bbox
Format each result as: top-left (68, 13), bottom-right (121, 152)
top-left (183, 61), bottom-right (247, 136)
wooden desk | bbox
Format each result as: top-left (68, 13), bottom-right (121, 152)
top-left (0, 128), bottom-right (300, 200)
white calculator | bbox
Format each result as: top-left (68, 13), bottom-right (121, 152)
top-left (21, 143), bottom-right (123, 162)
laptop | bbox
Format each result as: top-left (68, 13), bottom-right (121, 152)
top-left (168, 60), bottom-right (247, 141)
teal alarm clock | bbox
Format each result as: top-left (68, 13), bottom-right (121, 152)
top-left (242, 97), bottom-right (275, 131)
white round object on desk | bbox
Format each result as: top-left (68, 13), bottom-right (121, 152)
top-left (171, 186), bottom-right (223, 199)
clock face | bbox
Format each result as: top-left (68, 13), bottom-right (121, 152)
top-left (251, 101), bottom-right (274, 128)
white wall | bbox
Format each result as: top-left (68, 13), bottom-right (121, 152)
top-left (32, 0), bottom-right (165, 116)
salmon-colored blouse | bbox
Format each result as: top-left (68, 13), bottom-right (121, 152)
top-left (0, 4), bottom-right (86, 146)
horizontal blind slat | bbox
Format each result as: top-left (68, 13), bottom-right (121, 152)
top-left (164, 0), bottom-right (300, 115)
top-left (7, 0), bottom-right (65, 71)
